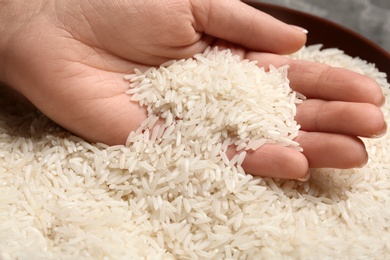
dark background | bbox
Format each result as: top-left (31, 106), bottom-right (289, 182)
top-left (254, 0), bottom-right (390, 53)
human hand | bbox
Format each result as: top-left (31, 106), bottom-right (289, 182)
top-left (0, 0), bottom-right (386, 179)
top-left (235, 49), bottom-right (386, 178)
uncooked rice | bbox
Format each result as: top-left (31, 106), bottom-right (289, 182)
top-left (0, 45), bottom-right (390, 259)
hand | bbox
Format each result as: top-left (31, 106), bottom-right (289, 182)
top-left (0, 0), bottom-right (386, 179)
top-left (235, 49), bottom-right (386, 178)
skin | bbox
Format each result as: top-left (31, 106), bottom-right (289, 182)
top-left (0, 0), bottom-right (387, 179)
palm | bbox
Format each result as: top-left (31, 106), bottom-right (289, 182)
top-left (5, 0), bottom-right (385, 179)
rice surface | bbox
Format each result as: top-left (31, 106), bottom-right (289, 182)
top-left (0, 45), bottom-right (389, 259)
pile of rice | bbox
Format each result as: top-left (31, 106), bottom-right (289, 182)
top-left (0, 45), bottom-right (389, 259)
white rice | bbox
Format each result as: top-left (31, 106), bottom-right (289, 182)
top-left (0, 45), bottom-right (389, 259)
top-left (126, 47), bottom-right (303, 154)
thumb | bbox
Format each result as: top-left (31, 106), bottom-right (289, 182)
top-left (191, 0), bottom-right (307, 54)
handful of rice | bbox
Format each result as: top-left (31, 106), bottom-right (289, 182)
top-left (125, 47), bottom-right (304, 173)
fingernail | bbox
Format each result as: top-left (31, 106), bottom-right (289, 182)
top-left (291, 25), bottom-right (309, 34)
top-left (379, 95), bottom-right (386, 108)
top-left (371, 122), bottom-right (387, 138)
top-left (297, 170), bottom-right (311, 181)
top-left (358, 157), bottom-right (369, 168)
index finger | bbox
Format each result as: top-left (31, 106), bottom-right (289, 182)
top-left (245, 52), bottom-right (386, 106)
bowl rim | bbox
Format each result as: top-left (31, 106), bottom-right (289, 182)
top-left (245, 1), bottom-right (390, 55)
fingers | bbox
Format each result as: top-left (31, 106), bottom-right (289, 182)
top-left (287, 60), bottom-right (386, 106)
top-left (191, 0), bottom-right (307, 54)
top-left (230, 130), bottom-right (368, 179)
top-left (296, 100), bottom-right (387, 138)
top-left (227, 144), bottom-right (309, 179)
top-left (245, 52), bottom-right (386, 106)
top-left (239, 51), bottom-right (386, 178)
top-left (295, 131), bottom-right (368, 169)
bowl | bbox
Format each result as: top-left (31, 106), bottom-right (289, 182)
top-left (246, 1), bottom-right (390, 77)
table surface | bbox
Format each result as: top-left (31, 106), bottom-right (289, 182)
top-left (254, 0), bottom-right (390, 53)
